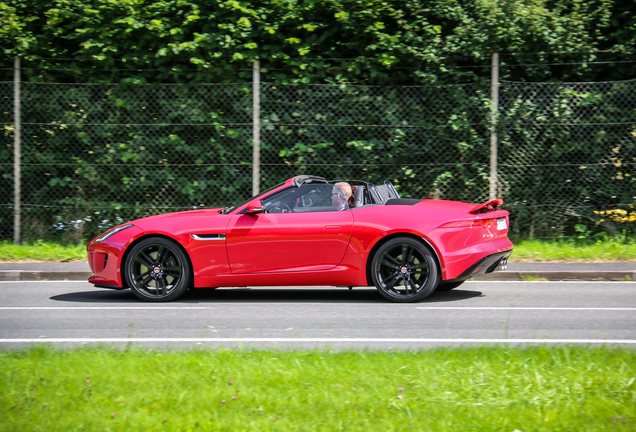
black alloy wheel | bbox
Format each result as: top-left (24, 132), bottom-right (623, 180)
top-left (124, 237), bottom-right (192, 302)
top-left (371, 237), bottom-right (439, 302)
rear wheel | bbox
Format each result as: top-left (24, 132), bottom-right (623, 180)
top-left (371, 237), bottom-right (439, 303)
top-left (124, 237), bottom-right (192, 302)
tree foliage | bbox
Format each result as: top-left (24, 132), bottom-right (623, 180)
top-left (1, 0), bottom-right (633, 84)
top-left (0, 1), bottom-right (634, 242)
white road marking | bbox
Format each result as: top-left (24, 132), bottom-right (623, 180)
top-left (416, 307), bottom-right (636, 311)
top-left (1, 306), bottom-right (634, 311)
top-left (465, 280), bottom-right (636, 284)
top-left (0, 338), bottom-right (634, 344)
top-left (0, 306), bottom-right (634, 311)
top-left (0, 307), bottom-right (209, 310)
top-left (0, 280), bottom-right (89, 284)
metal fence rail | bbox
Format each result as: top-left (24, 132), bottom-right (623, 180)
top-left (1, 75), bottom-right (634, 242)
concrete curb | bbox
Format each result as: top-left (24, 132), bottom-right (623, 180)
top-left (0, 271), bottom-right (91, 282)
top-left (478, 271), bottom-right (635, 282)
top-left (0, 270), bottom-right (633, 282)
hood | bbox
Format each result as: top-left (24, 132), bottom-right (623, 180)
top-left (130, 207), bottom-right (230, 237)
top-left (130, 208), bottom-right (224, 224)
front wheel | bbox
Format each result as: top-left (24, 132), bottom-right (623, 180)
top-left (124, 237), bottom-right (192, 302)
top-left (371, 237), bottom-right (440, 303)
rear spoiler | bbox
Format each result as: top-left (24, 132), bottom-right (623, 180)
top-left (470, 198), bottom-right (503, 214)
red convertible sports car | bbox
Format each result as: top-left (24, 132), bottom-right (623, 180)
top-left (87, 175), bottom-right (513, 303)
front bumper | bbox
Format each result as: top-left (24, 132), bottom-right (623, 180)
top-left (444, 250), bottom-right (512, 283)
top-left (87, 225), bottom-right (146, 287)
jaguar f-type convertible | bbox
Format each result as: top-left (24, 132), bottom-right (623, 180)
top-left (87, 175), bottom-right (513, 302)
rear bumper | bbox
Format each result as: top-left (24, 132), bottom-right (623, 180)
top-left (444, 250), bottom-right (512, 283)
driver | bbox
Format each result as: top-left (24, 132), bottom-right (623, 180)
top-left (332, 182), bottom-right (352, 210)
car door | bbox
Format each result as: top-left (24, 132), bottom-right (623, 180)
top-left (226, 184), bottom-right (353, 274)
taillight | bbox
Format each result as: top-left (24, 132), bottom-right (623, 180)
top-left (477, 219), bottom-right (494, 229)
top-left (438, 220), bottom-right (473, 228)
top-left (439, 219), bottom-right (495, 229)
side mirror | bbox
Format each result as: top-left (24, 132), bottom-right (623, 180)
top-left (246, 201), bottom-right (264, 215)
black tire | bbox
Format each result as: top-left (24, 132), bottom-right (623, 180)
top-left (370, 237), bottom-right (440, 303)
top-left (124, 237), bottom-right (192, 302)
top-left (436, 281), bottom-right (465, 292)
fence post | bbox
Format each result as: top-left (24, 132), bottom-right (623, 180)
top-left (489, 52), bottom-right (499, 200)
top-left (13, 57), bottom-right (21, 244)
top-left (252, 60), bottom-right (261, 196)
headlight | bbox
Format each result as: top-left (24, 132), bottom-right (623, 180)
top-left (93, 224), bottom-right (134, 243)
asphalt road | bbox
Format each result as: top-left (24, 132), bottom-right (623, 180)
top-left (1, 280), bottom-right (635, 350)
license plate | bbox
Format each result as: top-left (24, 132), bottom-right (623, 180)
top-left (497, 218), bottom-right (507, 230)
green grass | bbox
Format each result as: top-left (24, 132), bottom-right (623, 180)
top-left (511, 238), bottom-right (636, 262)
top-left (1, 346), bottom-right (635, 431)
top-left (519, 273), bottom-right (548, 282)
top-left (1, 238), bottom-right (636, 262)
top-left (0, 241), bottom-right (86, 262)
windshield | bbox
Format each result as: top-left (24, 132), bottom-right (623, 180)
top-left (217, 182), bottom-right (285, 214)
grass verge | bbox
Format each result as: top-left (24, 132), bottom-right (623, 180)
top-left (1, 346), bottom-right (635, 431)
top-left (0, 241), bottom-right (86, 262)
top-left (510, 238), bottom-right (636, 262)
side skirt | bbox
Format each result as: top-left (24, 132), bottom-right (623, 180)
top-left (94, 284), bottom-right (126, 290)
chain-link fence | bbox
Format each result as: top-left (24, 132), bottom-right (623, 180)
top-left (1, 78), bottom-right (635, 242)
top-left (499, 81), bottom-right (636, 237)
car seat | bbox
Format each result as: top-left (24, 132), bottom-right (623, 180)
top-left (353, 185), bottom-right (366, 207)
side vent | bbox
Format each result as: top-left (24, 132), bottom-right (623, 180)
top-left (190, 234), bottom-right (226, 240)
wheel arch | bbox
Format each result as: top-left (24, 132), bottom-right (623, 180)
top-left (119, 234), bottom-right (194, 289)
top-left (364, 232), bottom-right (443, 286)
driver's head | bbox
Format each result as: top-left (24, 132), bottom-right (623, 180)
top-left (332, 182), bottom-right (352, 209)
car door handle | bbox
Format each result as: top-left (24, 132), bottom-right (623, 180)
top-left (324, 225), bottom-right (341, 229)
